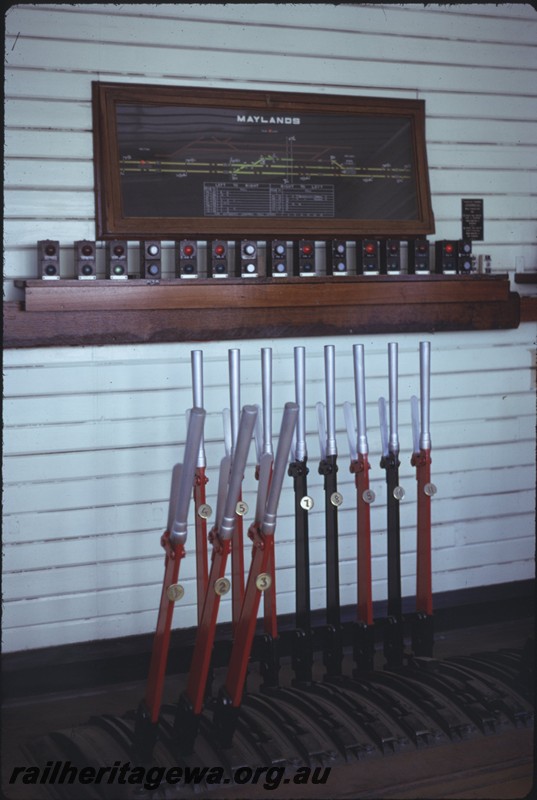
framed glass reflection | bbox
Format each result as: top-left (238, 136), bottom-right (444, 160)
top-left (93, 82), bottom-right (435, 239)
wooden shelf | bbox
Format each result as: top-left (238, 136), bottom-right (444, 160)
top-left (520, 296), bottom-right (537, 322)
top-left (4, 274), bottom-right (521, 348)
top-left (514, 272), bottom-right (537, 284)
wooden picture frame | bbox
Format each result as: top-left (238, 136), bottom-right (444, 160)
top-left (92, 82), bottom-right (435, 239)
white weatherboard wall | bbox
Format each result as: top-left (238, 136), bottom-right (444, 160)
top-left (3, 4), bottom-right (536, 653)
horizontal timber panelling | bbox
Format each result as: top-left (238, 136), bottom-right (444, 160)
top-left (3, 327), bottom-right (536, 651)
top-left (2, 3), bottom-right (536, 652)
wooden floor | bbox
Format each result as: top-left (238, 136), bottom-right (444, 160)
top-left (2, 617), bottom-right (534, 800)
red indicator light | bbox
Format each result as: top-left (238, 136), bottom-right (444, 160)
top-left (365, 243), bottom-right (376, 254)
top-left (302, 244), bottom-right (313, 255)
top-left (215, 244), bottom-right (226, 256)
top-left (183, 245), bottom-right (194, 257)
top-left (445, 243), bottom-right (454, 254)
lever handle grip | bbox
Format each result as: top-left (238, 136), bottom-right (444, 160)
top-left (411, 395), bottom-right (420, 455)
top-left (378, 396), bottom-right (389, 458)
top-left (420, 341), bottom-right (431, 451)
top-left (262, 402), bottom-right (299, 536)
top-left (222, 407), bottom-right (232, 457)
top-left (228, 348), bottom-right (241, 453)
top-left (261, 347), bottom-right (273, 456)
top-left (167, 463), bottom-right (183, 534)
top-left (215, 453), bottom-right (232, 531)
top-left (316, 401), bottom-right (327, 461)
top-left (191, 350), bottom-right (206, 468)
top-left (220, 405), bottom-right (258, 540)
top-left (343, 401), bottom-right (358, 462)
top-left (324, 345), bottom-right (337, 457)
top-left (170, 407), bottom-right (206, 543)
top-left (388, 342), bottom-right (399, 456)
top-left (294, 346), bottom-right (307, 462)
top-left (254, 403), bottom-right (263, 464)
top-left (255, 451), bottom-right (273, 525)
top-left (353, 343), bottom-right (369, 456)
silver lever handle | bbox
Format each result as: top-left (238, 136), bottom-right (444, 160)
top-left (261, 347), bottom-right (273, 456)
top-left (411, 395), bottom-right (420, 455)
top-left (262, 402), bottom-right (299, 536)
top-left (325, 345), bottom-right (337, 457)
top-left (419, 341), bottom-right (431, 451)
top-left (343, 401), bottom-right (358, 462)
top-left (222, 407), bottom-right (232, 457)
top-left (316, 401), bottom-right (327, 461)
top-left (378, 396), bottom-right (389, 458)
top-left (220, 405), bottom-right (258, 540)
top-left (228, 348), bottom-right (240, 455)
top-left (353, 343), bottom-right (369, 456)
top-left (388, 342), bottom-right (399, 457)
top-left (294, 346), bottom-right (307, 462)
top-left (169, 407), bottom-right (206, 544)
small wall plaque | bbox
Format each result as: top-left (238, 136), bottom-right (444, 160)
top-left (462, 198), bottom-right (484, 241)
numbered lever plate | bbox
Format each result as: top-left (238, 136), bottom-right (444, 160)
top-left (214, 577), bottom-right (231, 596)
top-left (330, 491), bottom-right (344, 507)
top-left (235, 500), bottom-right (249, 516)
top-left (197, 503), bottom-right (212, 519)
top-left (362, 489), bottom-right (376, 504)
top-left (166, 583), bottom-right (185, 602)
top-left (393, 486), bottom-right (405, 501)
top-left (300, 495), bottom-right (314, 511)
